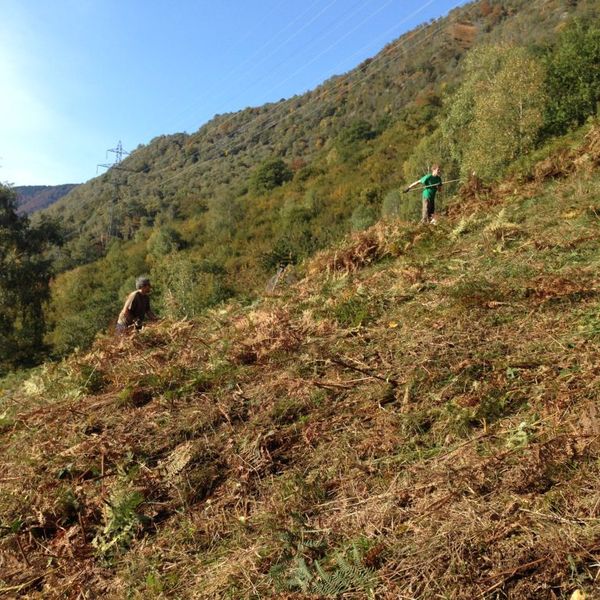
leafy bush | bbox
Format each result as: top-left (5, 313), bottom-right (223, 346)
top-left (350, 204), bottom-right (377, 231)
top-left (543, 21), bottom-right (600, 135)
top-left (146, 225), bottom-right (184, 258)
top-left (0, 186), bottom-right (62, 372)
top-left (271, 541), bottom-right (378, 596)
top-left (332, 295), bottom-right (371, 327)
top-left (152, 254), bottom-right (233, 319)
top-left (336, 120), bottom-right (376, 164)
top-left (92, 487), bottom-right (145, 559)
top-left (250, 158), bottom-right (293, 194)
top-left (442, 45), bottom-right (546, 181)
top-left (381, 189), bottom-right (403, 219)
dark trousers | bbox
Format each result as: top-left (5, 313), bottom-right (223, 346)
top-left (422, 197), bottom-right (435, 223)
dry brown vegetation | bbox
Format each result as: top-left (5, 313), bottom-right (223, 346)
top-left (1, 128), bottom-right (599, 599)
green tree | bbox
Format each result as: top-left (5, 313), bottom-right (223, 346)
top-left (350, 204), bottom-right (377, 231)
top-left (0, 185), bottom-right (61, 371)
top-left (146, 225), bottom-right (184, 259)
top-left (152, 254), bottom-right (233, 319)
top-left (336, 120), bottom-right (375, 164)
top-left (442, 45), bottom-right (546, 181)
top-left (250, 158), bottom-right (293, 194)
top-left (543, 21), bottom-right (600, 135)
top-left (381, 189), bottom-right (403, 220)
top-left (47, 241), bottom-right (147, 356)
top-left (207, 194), bottom-right (246, 238)
top-left (403, 131), bottom-right (452, 184)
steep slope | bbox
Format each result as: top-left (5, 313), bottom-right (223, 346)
top-left (14, 184), bottom-right (78, 214)
top-left (1, 126), bottom-right (598, 598)
top-left (44, 0), bottom-right (596, 264)
top-left (35, 0), bottom-right (598, 360)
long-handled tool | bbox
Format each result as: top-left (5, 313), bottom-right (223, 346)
top-left (403, 177), bottom-right (462, 193)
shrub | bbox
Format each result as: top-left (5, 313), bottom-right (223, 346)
top-left (250, 158), bottom-right (293, 194)
top-left (92, 487), bottom-right (145, 559)
top-left (350, 204), bottom-right (377, 231)
top-left (543, 21), bottom-right (600, 136)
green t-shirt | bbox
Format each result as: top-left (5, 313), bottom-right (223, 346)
top-left (420, 174), bottom-right (442, 200)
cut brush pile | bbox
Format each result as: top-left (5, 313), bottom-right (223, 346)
top-left (1, 127), bottom-right (600, 599)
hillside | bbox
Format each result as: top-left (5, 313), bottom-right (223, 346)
top-left (46, 0), bottom-right (594, 249)
top-left (14, 185), bottom-right (78, 214)
top-left (34, 0), bottom-right (598, 359)
top-left (1, 125), bottom-right (599, 598)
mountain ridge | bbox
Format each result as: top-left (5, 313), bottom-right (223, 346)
top-left (14, 184), bottom-right (78, 214)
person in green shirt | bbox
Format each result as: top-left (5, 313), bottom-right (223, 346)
top-left (404, 164), bottom-right (443, 224)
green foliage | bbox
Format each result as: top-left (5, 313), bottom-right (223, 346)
top-left (77, 362), bottom-right (107, 394)
top-left (206, 194), bottom-right (246, 238)
top-left (332, 295), bottom-right (371, 327)
top-left (272, 541), bottom-right (378, 596)
top-left (350, 204), bottom-right (377, 231)
top-left (92, 487), bottom-right (145, 559)
top-left (146, 225), bottom-right (184, 259)
top-left (0, 185), bottom-right (62, 372)
top-left (262, 191), bottom-right (323, 271)
top-left (543, 20), bottom-right (600, 135)
top-left (336, 120), bottom-right (375, 164)
top-left (403, 132), bottom-right (451, 183)
top-left (250, 158), bottom-right (293, 194)
top-left (270, 396), bottom-right (311, 425)
top-left (337, 120), bottom-right (375, 145)
top-left (152, 254), bottom-right (233, 320)
top-left (506, 420), bottom-right (534, 449)
top-left (381, 189), bottom-right (403, 219)
top-left (261, 238), bottom-right (298, 272)
top-left (442, 45), bottom-right (546, 181)
top-left (47, 243), bottom-right (147, 355)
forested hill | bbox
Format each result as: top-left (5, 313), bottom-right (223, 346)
top-left (46, 0), bottom-right (594, 259)
top-left (17, 0), bottom-right (597, 360)
top-left (15, 184), bottom-right (78, 214)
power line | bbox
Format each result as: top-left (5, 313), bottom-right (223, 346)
top-left (162, 0), bottom-right (341, 133)
top-left (154, 4), bottom-right (459, 188)
top-left (147, 0), bottom-right (452, 187)
top-left (190, 0), bottom-right (370, 122)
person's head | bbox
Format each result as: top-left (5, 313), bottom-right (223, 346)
top-left (136, 276), bottom-right (152, 294)
top-left (431, 164), bottom-right (441, 176)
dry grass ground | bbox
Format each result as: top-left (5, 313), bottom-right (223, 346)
top-left (1, 126), bottom-right (599, 599)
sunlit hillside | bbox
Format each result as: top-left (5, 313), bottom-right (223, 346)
top-left (1, 125), bottom-right (599, 598)
top-left (25, 0), bottom-right (597, 361)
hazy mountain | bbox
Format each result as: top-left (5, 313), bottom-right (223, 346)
top-left (14, 184), bottom-right (78, 214)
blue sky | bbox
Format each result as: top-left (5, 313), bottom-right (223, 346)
top-left (1, 0), bottom-right (468, 186)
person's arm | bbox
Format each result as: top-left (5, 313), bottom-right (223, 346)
top-left (144, 296), bottom-right (158, 322)
top-left (403, 179), bottom-right (422, 193)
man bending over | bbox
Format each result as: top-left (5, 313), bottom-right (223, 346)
top-left (116, 276), bottom-right (158, 334)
